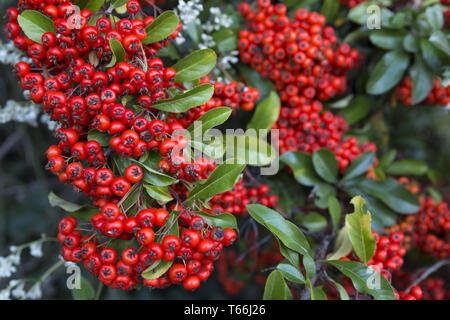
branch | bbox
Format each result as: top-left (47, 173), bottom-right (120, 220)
top-left (406, 259), bottom-right (450, 292)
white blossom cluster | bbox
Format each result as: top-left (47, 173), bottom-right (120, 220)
top-left (0, 235), bottom-right (48, 300)
top-left (0, 99), bottom-right (60, 130)
top-left (0, 41), bottom-right (31, 66)
top-left (203, 7), bottom-right (233, 33)
top-left (173, 1), bottom-right (240, 81)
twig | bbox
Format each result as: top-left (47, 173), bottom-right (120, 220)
top-left (235, 234), bottom-right (271, 263)
top-left (406, 259), bottom-right (450, 292)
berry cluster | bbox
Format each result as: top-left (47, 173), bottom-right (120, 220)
top-left (368, 231), bottom-right (407, 273)
top-left (394, 270), bottom-right (450, 300)
top-left (58, 207), bottom-right (237, 290)
top-left (237, 1), bottom-right (376, 172)
top-left (237, 1), bottom-right (362, 102)
top-left (178, 76), bottom-right (260, 127)
top-left (386, 196), bottom-right (450, 260)
top-left (396, 77), bottom-right (450, 107)
top-left (5, 0), bottom-right (243, 292)
top-left (209, 180), bottom-right (278, 216)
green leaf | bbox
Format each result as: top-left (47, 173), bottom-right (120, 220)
top-left (326, 226), bottom-right (353, 261)
top-left (278, 239), bottom-right (300, 268)
top-left (326, 260), bottom-right (396, 300)
top-left (71, 276), bottom-right (95, 300)
top-left (314, 182), bottom-right (336, 210)
top-left (130, 158), bottom-right (177, 187)
top-left (143, 11), bottom-right (179, 44)
top-left (420, 39), bottom-right (447, 71)
top-left (410, 55), bottom-right (434, 105)
top-left (277, 262), bottom-right (305, 284)
top-left (141, 258), bottom-right (173, 279)
top-left (320, 0), bottom-right (340, 23)
top-left (246, 204), bottom-right (312, 258)
top-left (338, 95), bottom-right (371, 125)
top-left (385, 159), bottom-right (428, 176)
top-left (328, 196), bottom-right (341, 230)
top-left (366, 50), bottom-right (410, 95)
top-left (17, 10), bottom-right (56, 44)
top-left (343, 151), bottom-right (376, 181)
top-left (403, 34), bottom-right (420, 53)
top-left (378, 150), bottom-right (397, 168)
top-left (359, 178), bottom-right (420, 214)
top-left (151, 84), bottom-right (214, 113)
top-left (87, 129), bottom-right (109, 147)
top-left (82, 0), bottom-right (105, 13)
top-left (247, 91), bottom-right (280, 133)
top-left (348, 2), bottom-right (375, 25)
top-left (112, 0), bottom-right (127, 8)
top-left (212, 29), bottom-right (237, 52)
top-left (187, 107), bottom-right (232, 134)
top-left (263, 270), bottom-right (292, 300)
top-left (312, 149), bottom-right (338, 183)
top-left (425, 5), bottom-right (444, 31)
top-left (48, 192), bottom-right (97, 221)
top-left (186, 162), bottom-right (245, 202)
top-left (297, 212), bottom-right (327, 233)
top-left (144, 184), bottom-right (173, 205)
top-left (345, 196), bottom-right (376, 264)
top-left (195, 211), bottom-right (238, 230)
top-left (106, 38), bottom-right (126, 68)
top-left (369, 30), bottom-right (406, 50)
top-left (429, 30), bottom-right (450, 57)
top-left (224, 134), bottom-right (276, 166)
top-left (310, 285), bottom-right (328, 300)
top-left (280, 151), bottom-right (322, 186)
top-left (302, 254), bottom-right (316, 280)
top-left (172, 49), bottom-right (217, 82)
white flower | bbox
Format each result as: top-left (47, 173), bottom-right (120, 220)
top-left (0, 256), bottom-right (17, 279)
top-left (26, 284), bottom-right (42, 300)
top-left (29, 242), bottom-right (43, 258)
top-left (11, 282), bottom-right (26, 299)
top-left (0, 289), bottom-right (11, 300)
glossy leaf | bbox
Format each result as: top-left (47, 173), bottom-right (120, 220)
top-left (366, 50), bottom-right (409, 95)
top-left (224, 134), bottom-right (276, 166)
top-left (280, 151), bottom-right (322, 186)
top-left (195, 211), bottom-right (238, 230)
top-left (172, 49), bottom-right (217, 82)
top-left (144, 184), bottom-right (173, 205)
top-left (247, 91), bottom-right (281, 133)
top-left (186, 162), bottom-right (245, 202)
top-left (246, 204), bottom-right (311, 258)
top-left (345, 196), bottom-right (376, 264)
top-left (71, 276), bottom-right (95, 300)
top-left (277, 262), bottom-right (305, 284)
top-left (312, 149), bottom-right (338, 183)
top-left (410, 55), bottom-right (434, 105)
top-left (17, 10), bottom-right (56, 44)
top-left (359, 178), bottom-right (421, 214)
top-left (151, 84), bottom-right (214, 113)
top-left (328, 196), bottom-right (341, 230)
top-left (326, 260), bottom-right (396, 300)
top-left (143, 11), bottom-right (179, 44)
top-left (326, 226), bottom-right (353, 261)
top-left (187, 107), bottom-right (231, 134)
top-left (343, 151), bottom-right (376, 181)
top-left (87, 129), bottom-right (109, 147)
top-left (106, 38), bottom-right (126, 68)
top-left (369, 30), bottom-right (406, 50)
top-left (263, 270), bottom-right (292, 300)
top-left (48, 192), bottom-right (97, 221)
top-left (338, 95), bottom-right (371, 125)
top-left (385, 159), bottom-right (428, 176)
